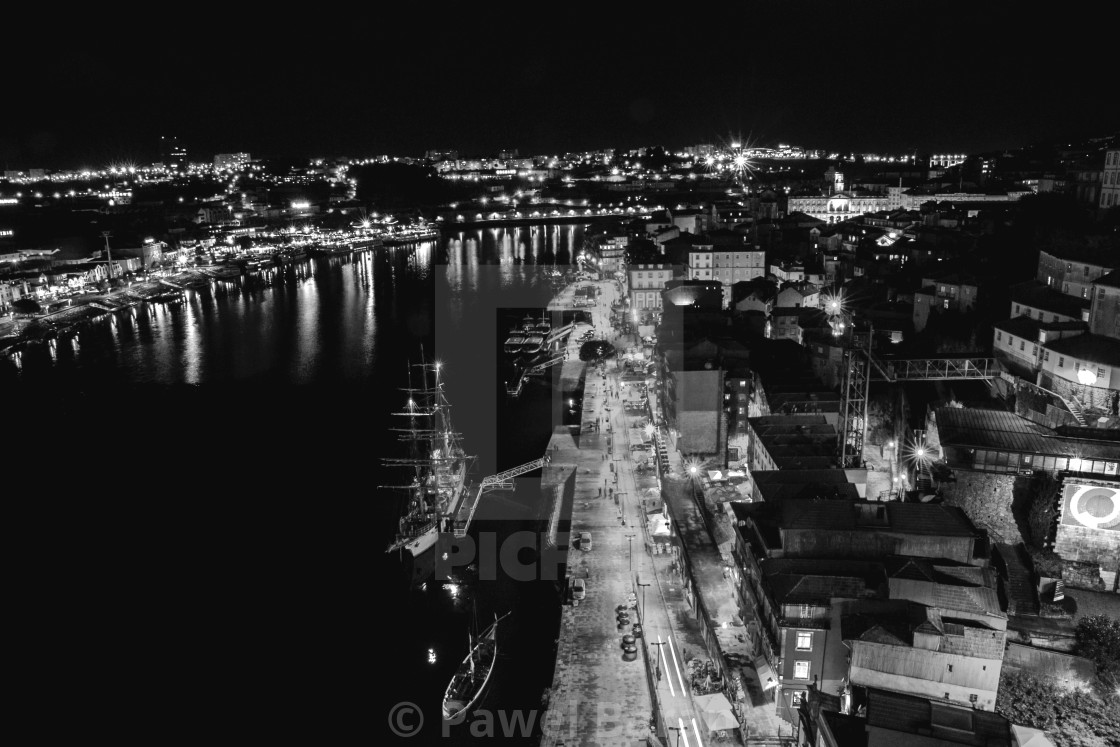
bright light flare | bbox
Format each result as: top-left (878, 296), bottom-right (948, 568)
top-left (903, 438), bottom-right (932, 468)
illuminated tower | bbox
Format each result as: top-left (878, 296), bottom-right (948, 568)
top-left (161, 136), bottom-right (187, 170)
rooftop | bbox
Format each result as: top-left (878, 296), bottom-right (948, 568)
top-left (1039, 240), bottom-right (1118, 268)
top-left (933, 406), bottom-right (1120, 461)
top-left (752, 470), bottom-right (862, 502)
top-left (1009, 281), bottom-right (1091, 317)
top-left (731, 499), bottom-right (981, 538)
top-left (865, 688), bottom-right (1011, 747)
top-left (1043, 333), bottom-right (1120, 367)
top-left (993, 315), bottom-right (1086, 338)
top-left (1094, 269), bottom-right (1120, 289)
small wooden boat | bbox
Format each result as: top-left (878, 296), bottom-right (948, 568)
top-left (442, 611), bottom-right (510, 723)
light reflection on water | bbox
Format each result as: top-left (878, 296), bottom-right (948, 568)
top-left (3, 224), bottom-right (589, 392)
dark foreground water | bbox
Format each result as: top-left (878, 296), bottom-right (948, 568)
top-left (4, 222), bottom-right (604, 742)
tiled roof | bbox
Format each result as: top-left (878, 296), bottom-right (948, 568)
top-left (1043, 333), bottom-right (1120, 366)
top-left (1009, 281), bottom-right (1091, 316)
top-left (866, 688), bottom-right (1011, 746)
top-left (934, 406), bottom-right (1120, 460)
top-left (1094, 269), bottom-right (1120, 289)
top-left (884, 503), bottom-right (978, 537)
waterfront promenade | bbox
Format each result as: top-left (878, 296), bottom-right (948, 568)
top-left (539, 277), bottom-right (713, 747)
top-left (538, 274), bottom-right (788, 746)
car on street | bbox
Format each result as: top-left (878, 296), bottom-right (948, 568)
top-left (571, 578), bottom-right (586, 600)
top-left (579, 531), bottom-right (592, 551)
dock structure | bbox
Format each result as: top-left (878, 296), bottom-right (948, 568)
top-left (452, 457), bottom-right (549, 537)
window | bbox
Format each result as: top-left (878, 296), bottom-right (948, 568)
top-left (1014, 304), bottom-right (1021, 314)
top-left (796, 632), bottom-right (813, 651)
top-left (791, 691), bottom-right (805, 707)
top-left (1020, 340), bottom-right (1025, 351)
top-left (1059, 357), bottom-right (1065, 367)
top-left (969, 694), bottom-right (978, 703)
top-left (996, 331), bottom-right (1002, 341)
top-left (798, 604), bottom-right (812, 618)
top-left (1045, 351), bottom-right (1050, 361)
top-left (1033, 345), bottom-right (1038, 357)
top-left (794, 661), bottom-right (810, 679)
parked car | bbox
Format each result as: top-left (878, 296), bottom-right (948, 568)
top-left (579, 531), bottom-right (592, 551)
top-left (571, 578), bottom-right (586, 600)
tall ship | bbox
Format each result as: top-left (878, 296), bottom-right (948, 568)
top-left (382, 357), bottom-right (474, 585)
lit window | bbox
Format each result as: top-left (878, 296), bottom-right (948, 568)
top-left (796, 632), bottom-right (812, 651)
top-left (794, 661), bottom-right (810, 679)
top-left (798, 604), bottom-right (812, 619)
top-left (791, 691), bottom-right (805, 707)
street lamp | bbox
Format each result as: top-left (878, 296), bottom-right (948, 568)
top-left (667, 725), bottom-right (682, 747)
top-left (651, 640), bottom-right (666, 682)
top-left (625, 533), bottom-right (636, 572)
top-left (637, 580), bottom-right (650, 623)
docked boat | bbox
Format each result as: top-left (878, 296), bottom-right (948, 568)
top-left (504, 332), bottom-right (526, 354)
top-left (443, 612), bottom-right (510, 724)
top-left (520, 333), bottom-right (544, 355)
top-left (533, 316), bottom-right (551, 336)
top-left (382, 355), bottom-right (475, 586)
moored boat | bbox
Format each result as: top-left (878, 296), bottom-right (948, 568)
top-left (382, 356), bottom-right (475, 587)
top-left (504, 333), bottom-right (526, 354)
top-left (520, 332), bottom-right (544, 355)
top-left (442, 612), bottom-right (510, 724)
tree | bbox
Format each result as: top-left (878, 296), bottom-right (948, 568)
top-left (1026, 470), bottom-right (1061, 550)
top-left (12, 298), bottom-right (41, 315)
top-left (997, 670), bottom-right (1120, 747)
top-left (1076, 615), bottom-right (1120, 693)
top-left (578, 341), bottom-right (615, 362)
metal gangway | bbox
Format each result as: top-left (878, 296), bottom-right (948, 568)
top-left (453, 456), bottom-right (550, 537)
top-left (527, 356), bottom-right (565, 375)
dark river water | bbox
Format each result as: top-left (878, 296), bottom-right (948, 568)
top-left (5, 221), bottom-right (606, 742)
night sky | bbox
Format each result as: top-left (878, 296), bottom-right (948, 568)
top-left (3, 3), bottom-right (1117, 169)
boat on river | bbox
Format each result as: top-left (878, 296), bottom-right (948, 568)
top-left (442, 611), bottom-right (510, 724)
top-left (382, 356), bottom-right (475, 586)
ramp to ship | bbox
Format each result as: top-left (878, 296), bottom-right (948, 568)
top-left (453, 456), bottom-right (549, 537)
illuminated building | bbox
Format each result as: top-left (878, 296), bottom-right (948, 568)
top-left (161, 136), bottom-right (187, 170)
top-left (1101, 149), bottom-right (1120, 210)
top-left (214, 153), bottom-right (250, 171)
